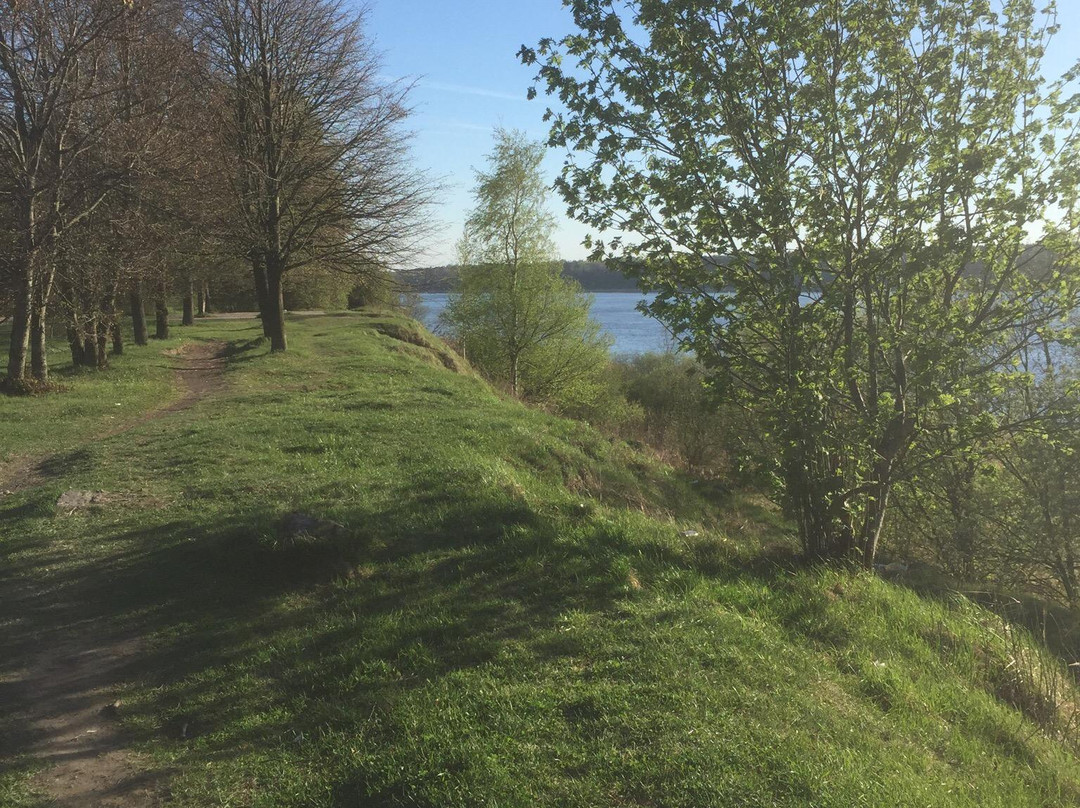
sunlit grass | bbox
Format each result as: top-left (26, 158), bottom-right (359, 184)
top-left (0, 323), bottom-right (180, 466)
top-left (2, 312), bottom-right (1079, 807)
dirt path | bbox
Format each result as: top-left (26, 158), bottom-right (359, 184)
top-left (0, 341), bottom-right (226, 495)
top-left (3, 341), bottom-right (227, 806)
top-left (162, 340), bottom-right (227, 412)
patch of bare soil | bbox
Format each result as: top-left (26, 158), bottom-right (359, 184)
top-left (163, 340), bottom-right (227, 412)
top-left (10, 636), bottom-right (163, 807)
top-left (2, 341), bottom-right (228, 805)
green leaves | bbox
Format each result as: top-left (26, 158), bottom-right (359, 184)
top-left (442, 129), bottom-right (612, 410)
top-left (524, 0), bottom-right (1080, 563)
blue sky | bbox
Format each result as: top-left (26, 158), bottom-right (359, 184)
top-left (367, 0), bottom-right (588, 266)
top-left (367, 1), bottom-right (1080, 267)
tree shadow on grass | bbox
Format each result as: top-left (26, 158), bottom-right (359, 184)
top-left (32, 447), bottom-right (95, 480)
top-left (219, 330), bottom-right (268, 365)
top-left (0, 471), bottom-right (802, 805)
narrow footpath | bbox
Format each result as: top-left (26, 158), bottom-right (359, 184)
top-left (1, 341), bottom-right (226, 807)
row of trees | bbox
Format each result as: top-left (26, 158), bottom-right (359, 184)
top-left (522, 0), bottom-right (1080, 569)
top-left (0, 0), bottom-right (190, 386)
top-left (5, 0), bottom-right (1077, 591)
top-left (0, 0), bottom-right (431, 389)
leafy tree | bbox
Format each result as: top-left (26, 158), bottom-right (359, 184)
top-left (890, 332), bottom-right (1080, 605)
top-left (442, 128), bottom-right (610, 408)
top-left (981, 340), bottom-right (1080, 604)
top-left (522, 0), bottom-right (1080, 565)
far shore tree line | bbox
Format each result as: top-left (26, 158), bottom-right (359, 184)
top-left (399, 260), bottom-right (641, 294)
top-left (4, 0), bottom-right (1080, 597)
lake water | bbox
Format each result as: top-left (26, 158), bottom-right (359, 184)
top-left (413, 292), bottom-right (674, 356)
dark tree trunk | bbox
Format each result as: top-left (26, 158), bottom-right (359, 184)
top-left (67, 324), bottom-right (85, 367)
top-left (130, 282), bottom-right (148, 346)
top-left (1057, 549), bottom-right (1078, 608)
top-left (252, 255), bottom-right (272, 338)
top-left (155, 279), bottom-right (169, 340)
top-left (96, 319), bottom-right (108, 369)
top-left (29, 304), bottom-right (48, 383)
top-left (102, 293), bottom-right (122, 355)
top-left (265, 261), bottom-right (287, 352)
top-left (83, 325), bottom-right (98, 368)
top-left (182, 276), bottom-right (195, 326)
top-left (784, 440), bottom-right (857, 563)
top-left (155, 300), bottom-right (169, 340)
top-left (6, 267), bottom-right (32, 383)
top-left (111, 321), bottom-right (124, 355)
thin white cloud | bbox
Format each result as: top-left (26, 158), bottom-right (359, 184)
top-left (424, 119), bottom-right (494, 133)
top-left (421, 81), bottom-right (526, 102)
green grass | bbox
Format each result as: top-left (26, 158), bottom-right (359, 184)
top-left (0, 324), bottom-right (180, 466)
top-left (2, 312), bottom-right (1080, 806)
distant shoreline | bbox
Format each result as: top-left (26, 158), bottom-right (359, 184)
top-left (396, 261), bottom-right (641, 294)
top-left (415, 290), bottom-right (670, 356)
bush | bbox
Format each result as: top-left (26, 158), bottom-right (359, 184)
top-left (348, 270), bottom-right (403, 310)
top-left (574, 352), bottom-right (745, 479)
top-left (283, 264), bottom-right (353, 311)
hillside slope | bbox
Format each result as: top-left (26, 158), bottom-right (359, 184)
top-left (2, 312), bottom-right (1079, 807)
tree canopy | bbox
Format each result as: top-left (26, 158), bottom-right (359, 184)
top-left (523, 0), bottom-right (1080, 564)
top-left (191, 0), bottom-right (435, 351)
top-left (442, 128), bottom-right (610, 408)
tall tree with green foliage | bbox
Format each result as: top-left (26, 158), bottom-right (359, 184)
top-left (442, 128), bottom-right (610, 407)
top-left (523, 0), bottom-right (1080, 565)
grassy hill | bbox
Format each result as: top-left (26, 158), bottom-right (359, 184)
top-left (2, 312), bottom-right (1080, 806)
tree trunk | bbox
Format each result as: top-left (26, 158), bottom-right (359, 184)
top-left (29, 304), bottom-right (47, 383)
top-left (948, 457), bottom-right (978, 580)
top-left (182, 276), bottom-right (195, 326)
top-left (6, 266), bottom-right (32, 383)
top-left (96, 319), bottom-right (109, 369)
top-left (860, 484), bottom-right (891, 569)
top-left (7, 186), bottom-right (38, 385)
top-left (265, 260), bottom-right (287, 352)
top-left (155, 279), bottom-right (169, 340)
top-left (83, 323), bottom-right (98, 369)
top-left (67, 321), bottom-right (84, 367)
top-left (784, 440), bottom-right (857, 562)
top-left (101, 292), bottom-right (122, 355)
top-left (199, 280), bottom-right (209, 315)
top-left (112, 321), bottom-right (124, 355)
top-left (130, 282), bottom-right (148, 346)
top-left (28, 263), bottom-right (57, 383)
top-left (252, 255), bottom-right (272, 338)
top-left (1053, 551), bottom-right (1077, 608)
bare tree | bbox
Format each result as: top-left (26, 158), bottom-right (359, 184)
top-left (191, 0), bottom-right (436, 350)
top-left (0, 0), bottom-right (129, 386)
